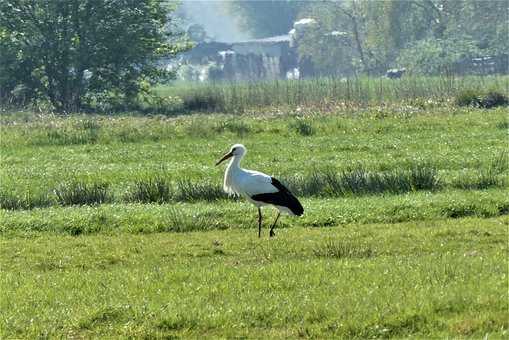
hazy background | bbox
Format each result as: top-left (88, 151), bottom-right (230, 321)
top-left (178, 1), bottom-right (250, 42)
top-left (176, 0), bottom-right (508, 76)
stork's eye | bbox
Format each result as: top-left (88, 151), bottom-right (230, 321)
top-left (232, 148), bottom-right (236, 152)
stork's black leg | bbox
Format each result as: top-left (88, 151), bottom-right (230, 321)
top-left (269, 212), bottom-right (280, 238)
top-left (258, 208), bottom-right (262, 238)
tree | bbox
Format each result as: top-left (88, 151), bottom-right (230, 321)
top-left (362, 0), bottom-right (441, 73)
top-left (0, 0), bottom-right (186, 113)
top-left (293, 1), bottom-right (369, 76)
top-left (299, 0), bottom-right (508, 76)
top-left (395, 0), bottom-right (507, 73)
top-left (334, 1), bottom-right (369, 72)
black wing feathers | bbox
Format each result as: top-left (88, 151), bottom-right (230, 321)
top-left (251, 177), bottom-right (304, 216)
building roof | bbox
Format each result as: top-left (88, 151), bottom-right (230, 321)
top-left (216, 35), bottom-right (290, 45)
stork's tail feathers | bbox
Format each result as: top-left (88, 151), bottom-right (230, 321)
top-left (285, 193), bottom-right (304, 216)
top-left (251, 177), bottom-right (304, 216)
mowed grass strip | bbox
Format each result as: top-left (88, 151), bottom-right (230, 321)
top-left (1, 217), bottom-right (507, 338)
top-left (1, 189), bottom-right (507, 235)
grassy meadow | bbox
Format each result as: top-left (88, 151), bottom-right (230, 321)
top-left (2, 218), bottom-right (507, 338)
top-left (1, 77), bottom-right (508, 338)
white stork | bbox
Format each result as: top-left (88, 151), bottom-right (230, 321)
top-left (215, 144), bottom-right (304, 237)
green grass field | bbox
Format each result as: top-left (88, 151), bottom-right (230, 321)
top-left (1, 94), bottom-right (508, 337)
top-left (1, 218), bottom-right (507, 338)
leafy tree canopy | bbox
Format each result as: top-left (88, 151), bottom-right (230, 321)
top-left (293, 0), bottom-right (508, 76)
top-left (0, 0), bottom-right (187, 112)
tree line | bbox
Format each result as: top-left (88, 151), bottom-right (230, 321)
top-left (229, 0), bottom-right (508, 76)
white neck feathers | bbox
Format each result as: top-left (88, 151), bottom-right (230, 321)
top-left (223, 154), bottom-right (243, 195)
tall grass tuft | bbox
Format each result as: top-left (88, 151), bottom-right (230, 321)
top-left (313, 239), bottom-right (376, 259)
top-left (160, 206), bottom-right (215, 232)
top-left (42, 119), bottom-right (101, 145)
top-left (0, 192), bottom-right (27, 210)
top-left (320, 166), bottom-right (440, 196)
top-left (0, 191), bottom-right (52, 210)
top-left (4, 161), bottom-right (498, 211)
top-left (496, 120), bottom-right (509, 130)
top-left (409, 165), bottom-right (441, 191)
top-left (281, 173), bottom-right (326, 197)
top-left (185, 119), bottom-right (215, 138)
top-left (490, 152), bottom-right (508, 174)
top-left (324, 168), bottom-right (368, 195)
top-left (284, 166), bottom-right (440, 197)
top-left (175, 179), bottom-right (226, 202)
top-left (124, 176), bottom-right (173, 203)
top-left (289, 119), bottom-right (314, 136)
top-left (165, 206), bottom-right (188, 232)
top-left (454, 169), bottom-right (501, 190)
top-left (214, 120), bottom-right (251, 137)
top-left (476, 169), bottom-right (502, 189)
top-left (453, 153), bottom-right (507, 190)
top-left (54, 181), bottom-right (111, 206)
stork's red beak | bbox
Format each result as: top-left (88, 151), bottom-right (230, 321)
top-left (215, 151), bottom-right (233, 166)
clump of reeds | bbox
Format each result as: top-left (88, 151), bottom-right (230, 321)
top-left (54, 181), bottom-right (111, 206)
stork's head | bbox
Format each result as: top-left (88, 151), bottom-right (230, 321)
top-left (216, 144), bottom-right (246, 165)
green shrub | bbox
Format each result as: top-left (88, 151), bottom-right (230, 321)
top-left (455, 90), bottom-right (508, 108)
top-left (481, 91), bottom-right (508, 109)
top-left (441, 205), bottom-right (479, 219)
top-left (137, 93), bottom-right (184, 114)
top-left (181, 91), bottom-right (224, 112)
top-left (455, 90), bottom-right (482, 107)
